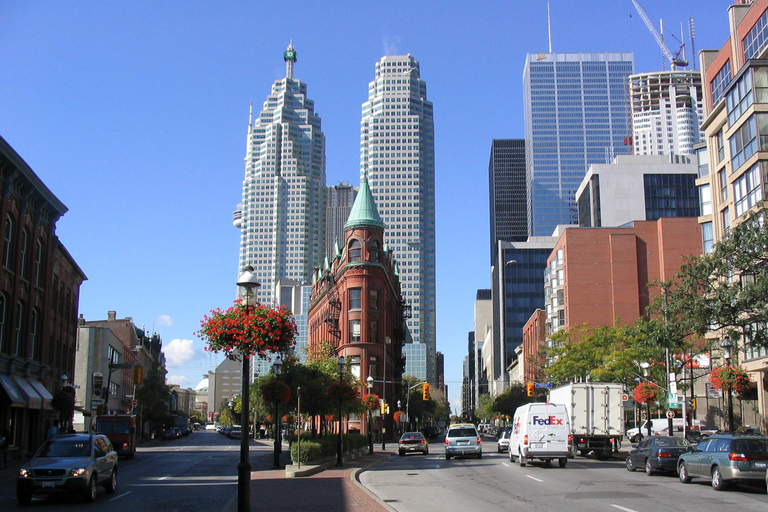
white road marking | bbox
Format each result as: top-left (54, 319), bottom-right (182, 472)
top-left (611, 505), bottom-right (638, 512)
top-left (501, 462), bottom-right (510, 467)
top-left (159, 475), bottom-right (172, 480)
top-left (109, 491), bottom-right (132, 501)
top-left (525, 475), bottom-right (544, 482)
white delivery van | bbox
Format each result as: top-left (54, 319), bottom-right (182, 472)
top-left (508, 402), bottom-right (571, 467)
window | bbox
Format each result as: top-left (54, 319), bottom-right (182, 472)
top-left (19, 228), bottom-right (29, 279)
top-left (711, 62), bottom-right (732, 107)
top-left (370, 320), bottom-right (379, 344)
top-left (722, 207), bottom-right (731, 233)
top-left (350, 320), bottom-right (361, 342)
top-left (716, 131), bottom-right (725, 163)
top-left (13, 301), bottom-right (23, 356)
top-left (734, 162), bottom-right (765, 217)
top-left (699, 184), bottom-right (712, 216)
top-left (369, 289), bottom-right (379, 310)
top-left (348, 240), bottom-right (361, 262)
top-left (369, 356), bottom-right (379, 380)
top-left (719, 168), bottom-right (728, 202)
top-left (726, 69), bottom-right (753, 126)
top-left (33, 239), bottom-right (43, 287)
top-left (730, 115), bottom-right (758, 170)
top-left (702, 221), bottom-right (714, 254)
top-left (369, 240), bottom-right (380, 262)
top-left (349, 288), bottom-right (362, 309)
top-left (348, 355), bottom-right (361, 379)
top-left (29, 309), bottom-right (38, 360)
top-left (3, 215), bottom-right (13, 270)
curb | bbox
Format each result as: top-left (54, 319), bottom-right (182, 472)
top-left (350, 452), bottom-right (397, 512)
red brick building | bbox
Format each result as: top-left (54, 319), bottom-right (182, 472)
top-left (308, 175), bottom-right (405, 436)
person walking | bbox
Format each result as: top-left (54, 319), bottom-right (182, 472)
top-left (47, 420), bottom-right (60, 439)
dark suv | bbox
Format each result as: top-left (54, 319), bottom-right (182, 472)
top-left (677, 432), bottom-right (768, 490)
top-left (17, 433), bottom-right (118, 504)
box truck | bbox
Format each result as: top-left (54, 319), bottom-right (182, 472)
top-left (548, 382), bottom-right (624, 459)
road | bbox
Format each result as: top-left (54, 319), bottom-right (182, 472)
top-left (0, 430), bottom-right (276, 511)
top-left (360, 434), bottom-right (768, 512)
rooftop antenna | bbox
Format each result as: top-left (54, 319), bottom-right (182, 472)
top-left (547, 1), bottom-right (553, 53)
top-left (689, 17), bottom-right (697, 70)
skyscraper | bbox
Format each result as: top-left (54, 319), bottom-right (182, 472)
top-left (523, 52), bottom-right (634, 237)
top-left (488, 139), bottom-right (527, 264)
top-left (325, 183), bottom-right (357, 260)
top-left (359, 54), bottom-right (436, 384)
top-left (629, 70), bottom-right (704, 156)
top-left (233, 43), bottom-right (326, 377)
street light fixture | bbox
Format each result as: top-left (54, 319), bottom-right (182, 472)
top-left (337, 356), bottom-right (346, 467)
top-left (236, 265), bottom-right (260, 512)
top-left (366, 375), bottom-right (374, 454)
top-left (721, 339), bottom-right (734, 432)
top-left (272, 356), bottom-right (283, 468)
top-left (640, 362), bottom-right (652, 438)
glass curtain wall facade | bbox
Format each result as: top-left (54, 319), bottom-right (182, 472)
top-left (360, 55), bottom-right (436, 383)
top-left (489, 139), bottom-right (527, 264)
top-left (524, 53), bottom-right (634, 237)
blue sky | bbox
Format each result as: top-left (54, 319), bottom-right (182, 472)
top-left (0, 1), bottom-right (728, 412)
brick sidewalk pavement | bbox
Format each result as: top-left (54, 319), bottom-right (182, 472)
top-left (224, 450), bottom-right (395, 512)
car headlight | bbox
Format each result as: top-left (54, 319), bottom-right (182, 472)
top-left (70, 467), bottom-right (89, 477)
top-left (19, 468), bottom-right (30, 478)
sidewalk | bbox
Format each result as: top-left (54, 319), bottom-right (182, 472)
top-left (224, 442), bottom-right (395, 512)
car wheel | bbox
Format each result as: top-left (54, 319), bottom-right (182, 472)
top-left (445, 454), bottom-right (451, 460)
top-left (679, 462), bottom-right (692, 483)
top-left (398, 451), bottom-right (404, 456)
top-left (626, 456), bottom-right (636, 472)
top-left (477, 452), bottom-right (482, 459)
top-left (559, 457), bottom-right (567, 468)
top-left (104, 468), bottom-right (117, 494)
top-left (17, 490), bottom-right (32, 505)
top-left (519, 452), bottom-right (527, 467)
top-left (424, 448), bottom-right (429, 455)
top-left (645, 459), bottom-right (655, 476)
top-left (711, 467), bottom-right (728, 491)
top-left (497, 446), bottom-right (501, 453)
top-left (632, 434), bottom-right (643, 443)
top-left (509, 450), bottom-right (515, 462)
top-left (83, 475), bottom-right (98, 502)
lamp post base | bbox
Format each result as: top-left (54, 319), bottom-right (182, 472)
top-left (237, 461), bottom-right (252, 512)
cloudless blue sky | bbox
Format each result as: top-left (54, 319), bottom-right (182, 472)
top-left (0, 1), bottom-right (728, 412)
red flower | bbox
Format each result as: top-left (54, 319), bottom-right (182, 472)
top-left (328, 381), bottom-right (359, 403)
top-left (261, 379), bottom-right (292, 404)
top-left (633, 382), bottom-right (659, 404)
top-left (710, 365), bottom-right (751, 396)
top-left (361, 393), bottom-right (380, 413)
top-left (393, 410), bottom-right (403, 422)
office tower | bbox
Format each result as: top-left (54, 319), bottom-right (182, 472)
top-left (629, 70), bottom-right (704, 156)
top-left (359, 54), bottom-right (436, 384)
top-left (326, 183), bottom-right (358, 260)
top-left (233, 43), bottom-right (326, 377)
top-left (489, 139), bottom-right (527, 265)
top-left (523, 52), bottom-right (634, 237)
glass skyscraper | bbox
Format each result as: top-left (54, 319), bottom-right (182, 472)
top-left (489, 139), bottom-right (527, 264)
top-left (523, 53), bottom-right (634, 237)
top-left (359, 55), bottom-right (436, 384)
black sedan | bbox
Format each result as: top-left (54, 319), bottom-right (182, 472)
top-left (398, 432), bottom-right (429, 456)
top-left (626, 435), bottom-right (693, 475)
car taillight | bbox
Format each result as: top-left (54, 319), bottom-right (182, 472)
top-left (729, 452), bottom-right (749, 461)
top-left (122, 443), bottom-right (128, 450)
top-left (657, 450), bottom-right (673, 458)
top-left (523, 435), bottom-right (528, 446)
top-left (568, 435), bottom-right (573, 444)
top-left (398, 440), bottom-right (404, 445)
top-left (477, 437), bottom-right (482, 444)
top-left (445, 439), bottom-right (449, 445)
top-left (420, 439), bottom-right (425, 444)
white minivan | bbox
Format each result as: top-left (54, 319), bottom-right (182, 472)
top-left (508, 403), bottom-right (571, 467)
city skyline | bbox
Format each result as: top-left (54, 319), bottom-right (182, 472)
top-left (0, 1), bottom-right (729, 410)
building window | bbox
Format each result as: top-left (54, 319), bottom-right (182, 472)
top-left (716, 131), bottom-right (725, 163)
top-left (729, 115), bottom-right (757, 170)
top-left (349, 288), bottom-right (362, 310)
top-left (722, 207), bottom-right (731, 233)
top-left (702, 221), bottom-right (714, 254)
top-left (350, 320), bottom-right (361, 342)
top-left (710, 61), bottom-right (732, 107)
top-left (369, 240), bottom-right (380, 262)
top-left (348, 240), bottom-right (362, 262)
top-left (29, 309), bottom-right (38, 360)
top-left (734, 161), bottom-right (765, 217)
top-left (743, 11), bottom-right (768, 61)
top-left (369, 289), bottom-right (379, 310)
top-left (370, 320), bottom-right (379, 344)
top-left (19, 228), bottom-right (29, 279)
top-left (13, 301), bottom-right (24, 356)
top-left (699, 184), bottom-right (712, 216)
top-left (726, 69), bottom-right (753, 126)
top-left (369, 356), bottom-right (379, 381)
top-left (719, 168), bottom-right (728, 202)
top-left (34, 239), bottom-right (43, 287)
top-left (348, 355), bottom-right (361, 379)
top-left (3, 215), bottom-right (14, 270)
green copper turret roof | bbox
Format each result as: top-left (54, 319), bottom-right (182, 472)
top-left (344, 172), bottom-right (385, 231)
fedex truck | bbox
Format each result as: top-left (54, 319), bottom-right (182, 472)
top-left (508, 402), bottom-right (570, 467)
top-left (548, 382), bottom-right (625, 459)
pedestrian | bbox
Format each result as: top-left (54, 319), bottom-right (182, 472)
top-left (47, 420), bottom-right (60, 439)
top-left (0, 429), bottom-right (9, 469)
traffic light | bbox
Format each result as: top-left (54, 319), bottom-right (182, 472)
top-left (133, 365), bottom-right (143, 386)
top-left (690, 398), bottom-right (697, 410)
top-left (380, 402), bottom-right (387, 415)
top-left (526, 382), bottom-right (534, 397)
top-left (422, 383), bottom-right (430, 401)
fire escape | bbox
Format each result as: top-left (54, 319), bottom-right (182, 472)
top-left (321, 271), bottom-right (342, 352)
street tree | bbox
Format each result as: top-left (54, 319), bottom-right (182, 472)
top-left (475, 393), bottom-right (495, 423)
top-left (493, 383), bottom-right (533, 420)
top-left (135, 364), bottom-right (170, 437)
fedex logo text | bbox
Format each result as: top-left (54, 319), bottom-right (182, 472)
top-left (532, 415), bottom-right (563, 426)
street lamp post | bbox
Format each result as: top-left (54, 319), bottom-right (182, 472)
top-left (721, 339), bottom-right (734, 432)
top-left (367, 375), bottom-right (374, 454)
top-left (337, 356), bottom-right (346, 467)
top-left (236, 266), bottom-right (261, 512)
top-left (397, 400), bottom-right (402, 434)
top-left (640, 362), bottom-right (652, 438)
top-left (272, 357), bottom-right (283, 469)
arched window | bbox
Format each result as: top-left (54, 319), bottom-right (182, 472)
top-left (20, 228), bottom-right (29, 279)
top-left (34, 239), bottom-right (43, 287)
top-left (3, 215), bottom-right (14, 270)
top-left (29, 308), bottom-right (39, 360)
top-left (13, 301), bottom-right (24, 356)
top-left (369, 240), bottom-right (380, 262)
top-left (348, 239), bottom-right (362, 262)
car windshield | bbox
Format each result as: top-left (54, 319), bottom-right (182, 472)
top-left (36, 440), bottom-right (90, 458)
top-left (401, 433), bottom-right (424, 440)
top-left (96, 421), bottom-right (131, 434)
top-left (734, 439), bottom-right (768, 453)
top-left (448, 428), bottom-right (476, 438)
top-left (655, 438), bottom-right (690, 447)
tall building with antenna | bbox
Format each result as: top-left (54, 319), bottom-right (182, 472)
top-left (523, 52), bottom-right (634, 237)
top-left (359, 54), bottom-right (436, 384)
top-left (233, 43), bottom-right (327, 376)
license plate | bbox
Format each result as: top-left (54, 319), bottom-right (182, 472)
top-left (755, 461), bottom-right (766, 468)
top-left (408, 447), bottom-right (416, 451)
top-left (531, 443), bottom-right (544, 448)
top-left (42, 481), bottom-right (56, 488)
top-left (457, 441), bottom-right (468, 445)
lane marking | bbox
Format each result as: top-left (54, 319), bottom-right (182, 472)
top-left (525, 475), bottom-right (544, 482)
top-left (501, 462), bottom-right (510, 467)
top-left (159, 475), bottom-right (172, 480)
top-left (109, 491), bottom-right (132, 501)
top-left (611, 505), bottom-right (638, 512)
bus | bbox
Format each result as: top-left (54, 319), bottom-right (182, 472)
top-left (95, 414), bottom-right (137, 458)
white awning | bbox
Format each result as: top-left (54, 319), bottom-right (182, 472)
top-left (12, 376), bottom-right (42, 409)
top-left (0, 374), bottom-right (24, 407)
top-left (28, 378), bottom-right (53, 410)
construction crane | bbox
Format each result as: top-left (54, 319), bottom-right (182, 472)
top-left (630, 0), bottom-right (688, 69)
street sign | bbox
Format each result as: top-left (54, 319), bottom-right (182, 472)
top-left (534, 383), bottom-right (553, 388)
top-left (666, 411), bottom-right (675, 419)
top-left (131, 399), bottom-right (138, 407)
top-left (621, 393), bottom-right (629, 402)
top-left (668, 402), bottom-right (680, 409)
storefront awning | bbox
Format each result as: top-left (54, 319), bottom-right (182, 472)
top-left (12, 375), bottom-right (42, 409)
top-left (28, 378), bottom-right (53, 410)
top-left (0, 374), bottom-right (25, 407)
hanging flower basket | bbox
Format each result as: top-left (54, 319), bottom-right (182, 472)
top-left (393, 410), bottom-right (403, 422)
top-left (362, 393), bottom-right (380, 413)
top-left (261, 379), bottom-right (292, 404)
top-left (282, 414), bottom-right (295, 424)
top-left (710, 365), bottom-right (751, 396)
top-left (633, 382), bottom-right (658, 404)
top-left (328, 381), bottom-right (359, 403)
top-left (197, 301), bottom-right (297, 359)
top-left (324, 414), bottom-right (335, 423)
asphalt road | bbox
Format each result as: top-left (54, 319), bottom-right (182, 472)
top-left (360, 434), bottom-right (768, 512)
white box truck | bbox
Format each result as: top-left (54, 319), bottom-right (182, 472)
top-left (548, 382), bottom-right (625, 459)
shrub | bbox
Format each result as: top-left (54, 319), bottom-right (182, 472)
top-left (288, 433), bottom-right (369, 463)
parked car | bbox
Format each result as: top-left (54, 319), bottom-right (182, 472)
top-left (444, 423), bottom-right (482, 460)
top-left (228, 426), bottom-right (242, 439)
top-left (677, 433), bottom-right (768, 490)
top-left (162, 429), bottom-right (176, 440)
top-left (17, 433), bottom-right (118, 504)
top-left (625, 436), bottom-right (692, 475)
top-left (398, 432), bottom-right (429, 456)
top-left (497, 429), bottom-right (511, 453)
